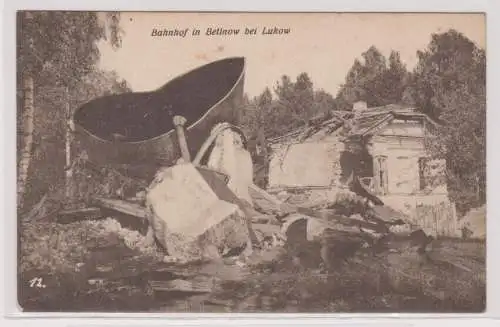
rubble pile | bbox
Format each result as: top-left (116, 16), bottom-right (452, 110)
top-left (57, 119), bottom-right (440, 291)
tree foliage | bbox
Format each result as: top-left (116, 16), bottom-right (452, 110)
top-left (410, 29), bottom-right (484, 121)
top-left (313, 90), bottom-right (337, 116)
top-left (238, 73), bottom-right (338, 140)
top-left (383, 51), bottom-right (411, 105)
top-left (17, 12), bottom-right (122, 86)
top-left (17, 11), bottom-right (129, 207)
top-left (336, 47), bottom-right (411, 110)
top-left (410, 30), bottom-right (486, 212)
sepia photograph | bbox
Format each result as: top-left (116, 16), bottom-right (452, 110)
top-left (16, 11), bottom-right (486, 313)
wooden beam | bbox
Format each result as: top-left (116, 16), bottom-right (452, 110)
top-left (296, 207), bottom-right (388, 233)
top-left (57, 207), bottom-right (103, 224)
top-left (91, 196), bottom-right (148, 220)
top-left (248, 184), bottom-right (297, 215)
top-left (267, 185), bottom-right (332, 192)
top-left (149, 279), bottom-right (213, 294)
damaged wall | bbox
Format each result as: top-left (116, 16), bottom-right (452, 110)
top-left (268, 140), bottom-right (345, 189)
top-left (366, 123), bottom-right (455, 236)
top-left (381, 194), bottom-right (458, 237)
top-left (368, 120), bottom-right (448, 196)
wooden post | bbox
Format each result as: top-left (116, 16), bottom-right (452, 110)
top-left (65, 87), bottom-right (74, 200)
top-left (257, 126), bottom-right (268, 161)
top-left (173, 115), bottom-right (191, 162)
top-left (381, 156), bottom-right (388, 195)
top-left (373, 156), bottom-right (380, 195)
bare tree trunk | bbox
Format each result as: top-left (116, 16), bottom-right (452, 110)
top-left (475, 174), bottom-right (480, 203)
top-left (257, 126), bottom-right (268, 161)
top-left (17, 74), bottom-right (34, 209)
top-left (64, 87), bottom-right (74, 200)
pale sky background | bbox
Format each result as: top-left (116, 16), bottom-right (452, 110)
top-left (98, 12), bottom-right (485, 98)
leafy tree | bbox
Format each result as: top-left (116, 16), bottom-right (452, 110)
top-left (237, 94), bottom-right (257, 138)
top-left (273, 73), bottom-right (316, 131)
top-left (336, 47), bottom-right (410, 110)
top-left (17, 12), bottom-right (122, 89)
top-left (382, 51), bottom-right (410, 104)
top-left (238, 73), bottom-right (338, 140)
top-left (238, 89), bottom-right (272, 140)
top-left (274, 75), bottom-right (295, 106)
top-left (28, 69), bottom-right (130, 208)
top-left (336, 59), bottom-right (366, 110)
top-left (411, 29), bottom-right (482, 121)
top-left (257, 87), bottom-right (273, 118)
top-left (17, 11), bottom-right (125, 209)
top-left (413, 29), bottom-right (486, 213)
top-left (293, 73), bottom-right (315, 121)
top-left (361, 46), bottom-right (387, 105)
top-left (314, 90), bottom-right (337, 115)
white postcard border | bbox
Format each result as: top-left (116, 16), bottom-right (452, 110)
top-left (2, 0), bottom-right (499, 324)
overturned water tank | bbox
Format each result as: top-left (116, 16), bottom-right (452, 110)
top-left (73, 57), bottom-right (246, 178)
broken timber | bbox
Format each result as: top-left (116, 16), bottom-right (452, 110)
top-left (149, 279), bottom-right (214, 294)
top-left (21, 194), bottom-right (48, 220)
top-left (90, 196), bottom-right (150, 233)
top-left (57, 207), bottom-right (104, 224)
top-left (297, 207), bottom-right (390, 234)
top-left (248, 184), bottom-right (296, 216)
top-left (351, 176), bottom-right (384, 206)
top-left (90, 196), bottom-right (148, 220)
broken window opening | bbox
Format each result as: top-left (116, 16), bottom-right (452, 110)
top-left (339, 148), bottom-right (373, 186)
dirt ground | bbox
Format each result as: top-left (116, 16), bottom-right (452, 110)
top-left (18, 217), bottom-right (485, 313)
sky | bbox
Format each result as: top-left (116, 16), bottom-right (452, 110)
top-left (98, 12), bottom-right (485, 98)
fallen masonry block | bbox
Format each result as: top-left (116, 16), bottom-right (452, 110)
top-left (146, 163), bottom-right (251, 261)
top-left (205, 125), bottom-right (254, 204)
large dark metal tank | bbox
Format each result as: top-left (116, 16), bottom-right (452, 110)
top-left (73, 57), bottom-right (246, 179)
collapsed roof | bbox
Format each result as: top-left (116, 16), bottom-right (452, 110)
top-left (268, 103), bottom-right (438, 145)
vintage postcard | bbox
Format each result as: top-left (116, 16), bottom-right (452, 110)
top-left (16, 11), bottom-right (486, 313)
